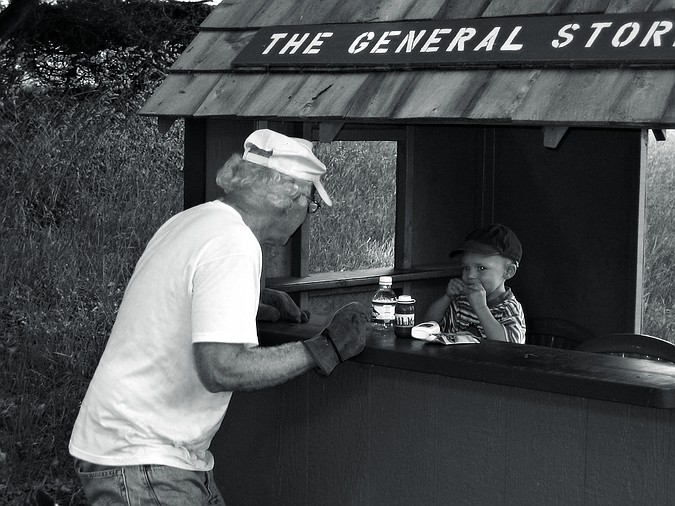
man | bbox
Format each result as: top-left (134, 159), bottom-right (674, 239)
top-left (69, 129), bottom-right (369, 504)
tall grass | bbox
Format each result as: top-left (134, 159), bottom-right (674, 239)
top-left (310, 141), bottom-right (396, 272)
top-left (0, 92), bottom-right (672, 504)
top-left (0, 92), bottom-right (183, 504)
top-left (644, 133), bottom-right (675, 338)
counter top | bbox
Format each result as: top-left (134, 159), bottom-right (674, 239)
top-left (257, 319), bottom-right (675, 409)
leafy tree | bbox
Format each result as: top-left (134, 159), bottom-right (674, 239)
top-left (0, 0), bottom-right (213, 98)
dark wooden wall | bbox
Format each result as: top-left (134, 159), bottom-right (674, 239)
top-left (211, 362), bottom-right (675, 506)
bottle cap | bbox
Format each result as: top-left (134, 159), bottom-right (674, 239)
top-left (397, 295), bottom-right (415, 302)
top-left (379, 276), bottom-right (393, 284)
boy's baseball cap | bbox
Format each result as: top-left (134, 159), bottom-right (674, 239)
top-left (242, 129), bottom-right (332, 206)
top-left (450, 224), bottom-right (522, 263)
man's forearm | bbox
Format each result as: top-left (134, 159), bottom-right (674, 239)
top-left (194, 341), bottom-right (316, 393)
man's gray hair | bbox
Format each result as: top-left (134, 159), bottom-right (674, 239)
top-left (216, 154), bottom-right (312, 210)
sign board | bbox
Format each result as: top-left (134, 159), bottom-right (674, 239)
top-left (232, 12), bottom-right (675, 70)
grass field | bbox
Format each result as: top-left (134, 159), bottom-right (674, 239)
top-left (0, 93), bottom-right (672, 504)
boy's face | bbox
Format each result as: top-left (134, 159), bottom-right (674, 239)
top-left (461, 252), bottom-right (514, 301)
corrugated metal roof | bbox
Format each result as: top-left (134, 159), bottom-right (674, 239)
top-left (139, 0), bottom-right (675, 127)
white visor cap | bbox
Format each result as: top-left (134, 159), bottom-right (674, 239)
top-left (242, 129), bottom-right (332, 206)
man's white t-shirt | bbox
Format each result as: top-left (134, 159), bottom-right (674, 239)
top-left (69, 201), bottom-right (261, 471)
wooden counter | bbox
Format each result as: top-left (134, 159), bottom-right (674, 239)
top-left (257, 319), bottom-right (675, 409)
top-left (211, 320), bottom-right (675, 505)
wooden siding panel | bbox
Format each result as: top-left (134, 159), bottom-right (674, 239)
top-left (606, 0), bottom-right (656, 13)
top-left (511, 68), bottom-right (632, 125)
top-left (343, 72), bottom-right (417, 119)
top-left (200, 0), bottom-right (271, 28)
top-left (193, 73), bottom-right (279, 117)
top-left (560, 0), bottom-right (612, 13)
top-left (172, 31), bottom-right (255, 72)
top-left (482, 0), bottom-right (565, 16)
top-left (201, 0), bottom-right (675, 29)
top-left (464, 69), bottom-right (542, 121)
top-left (505, 389), bottom-right (587, 505)
top-left (138, 74), bottom-right (220, 117)
top-left (584, 400), bottom-right (673, 505)
top-left (609, 70), bottom-right (675, 125)
top-left (391, 70), bottom-right (490, 119)
top-left (649, 0), bottom-right (675, 12)
top-left (433, 0), bottom-right (492, 19)
top-left (275, 73), bottom-right (371, 118)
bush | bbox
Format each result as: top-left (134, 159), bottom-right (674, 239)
top-left (0, 90), bottom-right (184, 504)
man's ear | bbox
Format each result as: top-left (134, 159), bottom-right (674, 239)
top-left (504, 263), bottom-right (517, 280)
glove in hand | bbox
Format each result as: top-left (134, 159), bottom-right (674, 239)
top-left (256, 303), bottom-right (280, 322)
top-left (260, 288), bottom-right (310, 323)
top-left (302, 302), bottom-right (369, 376)
top-left (258, 288), bottom-right (309, 323)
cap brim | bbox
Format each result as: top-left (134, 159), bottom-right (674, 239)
top-left (314, 180), bottom-right (332, 207)
top-left (449, 241), bottom-right (500, 258)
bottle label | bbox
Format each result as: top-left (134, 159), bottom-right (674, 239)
top-left (372, 301), bottom-right (395, 322)
top-left (395, 313), bottom-right (415, 328)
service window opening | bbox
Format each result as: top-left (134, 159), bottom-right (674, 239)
top-left (644, 130), bottom-right (674, 340)
top-left (309, 140), bottom-right (396, 273)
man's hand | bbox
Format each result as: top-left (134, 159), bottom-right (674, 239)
top-left (259, 288), bottom-right (310, 323)
top-left (302, 302), bottom-right (369, 376)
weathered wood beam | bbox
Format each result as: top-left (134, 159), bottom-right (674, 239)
top-left (319, 122), bottom-right (344, 142)
top-left (652, 129), bottom-right (667, 142)
top-left (543, 126), bottom-right (568, 149)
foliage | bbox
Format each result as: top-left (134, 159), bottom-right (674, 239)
top-left (311, 141), bottom-right (396, 272)
top-left (644, 134), bottom-right (675, 338)
top-left (0, 0), bottom-right (212, 98)
top-left (0, 91), bottom-right (184, 504)
top-left (0, 91), bottom-right (672, 504)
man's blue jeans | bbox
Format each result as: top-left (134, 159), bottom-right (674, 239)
top-left (74, 459), bottom-right (225, 505)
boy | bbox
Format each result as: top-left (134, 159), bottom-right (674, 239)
top-left (424, 224), bottom-right (526, 343)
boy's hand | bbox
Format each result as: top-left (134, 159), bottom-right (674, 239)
top-left (464, 280), bottom-right (487, 309)
top-left (445, 278), bottom-right (467, 299)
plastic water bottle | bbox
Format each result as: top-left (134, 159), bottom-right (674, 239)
top-left (371, 276), bottom-right (397, 330)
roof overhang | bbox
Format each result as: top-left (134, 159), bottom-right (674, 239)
top-left (140, 1), bottom-right (675, 129)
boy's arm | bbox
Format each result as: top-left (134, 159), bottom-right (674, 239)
top-left (472, 303), bottom-right (508, 341)
top-left (424, 278), bottom-right (466, 323)
top-left (424, 294), bottom-right (452, 323)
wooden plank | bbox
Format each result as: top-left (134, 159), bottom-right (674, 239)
top-left (210, 377), bottom-right (310, 505)
top-left (201, 0), bottom-right (273, 29)
top-left (342, 72), bottom-right (417, 119)
top-left (183, 119), bottom-right (206, 209)
top-left (606, 0), bottom-right (656, 13)
top-left (307, 362), bottom-right (370, 506)
top-left (543, 125), bottom-right (569, 148)
top-left (172, 31), bottom-right (256, 72)
top-left (482, 0), bottom-right (564, 16)
top-left (584, 399), bottom-right (674, 505)
top-left (367, 366), bottom-right (439, 505)
top-left (138, 73), bottom-right (221, 117)
top-left (512, 68), bottom-right (633, 125)
top-left (262, 73), bottom-right (370, 119)
top-left (609, 70), bottom-right (675, 126)
top-left (505, 389), bottom-right (587, 505)
top-left (560, 0), bottom-right (612, 13)
top-left (433, 0), bottom-right (492, 19)
top-left (464, 69), bottom-right (542, 121)
top-left (392, 70), bottom-right (491, 119)
top-left (193, 74), bottom-right (268, 117)
top-left (434, 377), bottom-right (509, 505)
top-left (649, 0), bottom-right (675, 12)
top-left (170, 31), bottom-right (222, 71)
